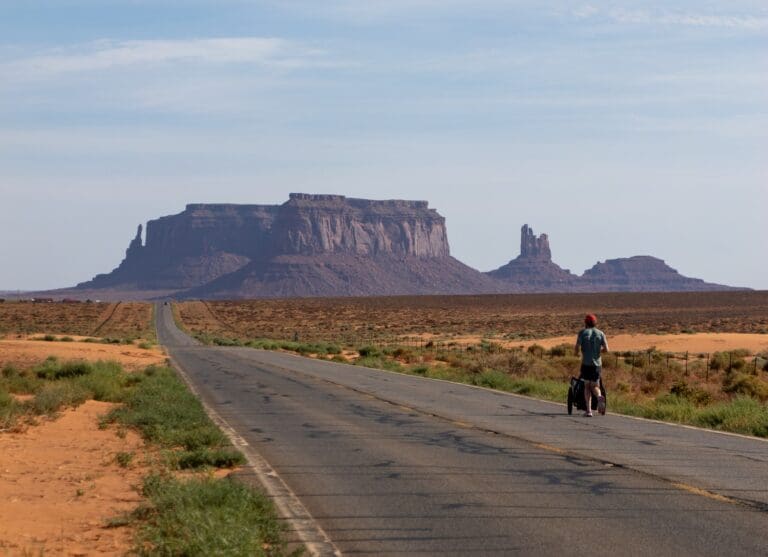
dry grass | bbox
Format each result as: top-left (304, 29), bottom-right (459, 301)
top-left (178, 291), bottom-right (768, 344)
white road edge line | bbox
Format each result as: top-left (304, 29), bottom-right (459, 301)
top-left (167, 352), bottom-right (342, 557)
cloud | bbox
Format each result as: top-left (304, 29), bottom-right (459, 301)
top-left (1, 37), bottom-right (327, 81)
top-left (573, 6), bottom-right (768, 30)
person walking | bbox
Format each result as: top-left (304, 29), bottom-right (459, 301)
top-left (575, 314), bottom-right (608, 417)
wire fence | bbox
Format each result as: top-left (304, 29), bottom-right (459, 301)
top-left (283, 328), bottom-right (767, 377)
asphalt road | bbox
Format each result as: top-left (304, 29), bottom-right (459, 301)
top-left (157, 304), bottom-right (768, 556)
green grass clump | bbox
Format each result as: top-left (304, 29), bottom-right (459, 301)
top-left (116, 451), bottom-right (134, 468)
top-left (722, 372), bottom-right (768, 401)
top-left (358, 346), bottom-right (382, 358)
top-left (1, 365), bottom-right (43, 394)
top-left (605, 393), bottom-right (768, 438)
top-left (73, 361), bottom-right (132, 402)
top-left (246, 338), bottom-right (342, 356)
top-left (692, 397), bottom-right (768, 437)
top-left (356, 355), bottom-right (401, 371)
top-left (35, 359), bottom-right (93, 380)
top-left (106, 366), bottom-right (245, 469)
top-left (0, 389), bottom-right (23, 429)
top-left (132, 474), bottom-right (291, 557)
top-left (31, 382), bottom-right (90, 414)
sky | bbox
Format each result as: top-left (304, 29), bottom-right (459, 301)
top-left (1, 0), bottom-right (766, 291)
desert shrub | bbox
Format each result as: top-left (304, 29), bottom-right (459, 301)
top-left (32, 382), bottom-right (90, 414)
top-left (0, 390), bottom-right (23, 429)
top-left (35, 359), bottom-right (93, 380)
top-left (614, 382), bottom-right (630, 393)
top-left (0, 367), bottom-right (43, 394)
top-left (60, 336), bottom-right (74, 342)
top-left (292, 342), bottom-right (341, 356)
top-left (116, 451), bottom-right (134, 468)
top-left (722, 373), bottom-right (768, 401)
top-left (392, 347), bottom-right (418, 363)
top-left (138, 342), bottom-right (153, 350)
top-left (669, 381), bottom-right (713, 406)
top-left (410, 365), bottom-right (429, 375)
top-left (43, 334), bottom-right (56, 342)
top-left (356, 355), bottom-right (401, 371)
top-left (2, 364), bottom-right (20, 378)
top-left (358, 346), bottom-right (381, 358)
top-left (480, 340), bottom-right (504, 353)
top-left (548, 343), bottom-right (571, 357)
top-left (101, 337), bottom-right (124, 345)
top-left (710, 351), bottom-right (748, 372)
top-left (526, 344), bottom-right (545, 357)
top-left (212, 337), bottom-right (244, 347)
top-left (74, 361), bottom-right (128, 402)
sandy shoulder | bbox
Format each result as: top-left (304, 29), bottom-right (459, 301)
top-left (0, 400), bottom-right (147, 556)
top-left (514, 332), bottom-right (768, 354)
top-left (0, 338), bottom-right (166, 372)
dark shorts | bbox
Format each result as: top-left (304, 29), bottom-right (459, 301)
top-left (580, 364), bottom-right (601, 382)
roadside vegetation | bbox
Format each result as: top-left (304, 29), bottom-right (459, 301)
top-left (192, 331), bottom-right (768, 438)
top-left (0, 357), bottom-right (297, 556)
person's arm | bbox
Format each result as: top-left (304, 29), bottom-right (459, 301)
top-left (574, 332), bottom-right (581, 356)
top-left (601, 335), bottom-right (609, 353)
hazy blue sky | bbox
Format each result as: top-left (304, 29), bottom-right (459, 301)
top-left (1, 1), bottom-right (766, 291)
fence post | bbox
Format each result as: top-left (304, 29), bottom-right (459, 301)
top-left (685, 351), bottom-right (688, 376)
top-left (706, 353), bottom-right (709, 381)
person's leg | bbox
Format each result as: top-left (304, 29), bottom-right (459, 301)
top-left (595, 381), bottom-right (606, 414)
top-left (583, 380), bottom-right (595, 415)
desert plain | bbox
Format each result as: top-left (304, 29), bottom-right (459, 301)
top-left (1, 291), bottom-right (767, 554)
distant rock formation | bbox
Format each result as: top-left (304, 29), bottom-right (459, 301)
top-left (487, 225), bottom-right (579, 291)
top-left (487, 226), bottom-right (740, 293)
top-left (77, 194), bottom-right (504, 298)
top-left (70, 196), bottom-right (743, 300)
top-left (78, 204), bottom-right (278, 290)
top-left (520, 224), bottom-right (551, 260)
top-left (578, 256), bottom-right (731, 292)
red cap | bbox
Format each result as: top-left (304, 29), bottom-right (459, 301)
top-left (585, 314), bottom-right (597, 326)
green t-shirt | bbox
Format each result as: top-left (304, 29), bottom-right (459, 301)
top-left (577, 327), bottom-right (607, 367)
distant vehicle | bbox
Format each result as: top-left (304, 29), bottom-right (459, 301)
top-left (62, 298), bottom-right (82, 303)
top-left (32, 297), bottom-right (54, 303)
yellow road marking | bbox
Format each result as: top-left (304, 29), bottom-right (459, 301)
top-left (671, 482), bottom-right (736, 504)
top-left (532, 442), bottom-right (568, 455)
